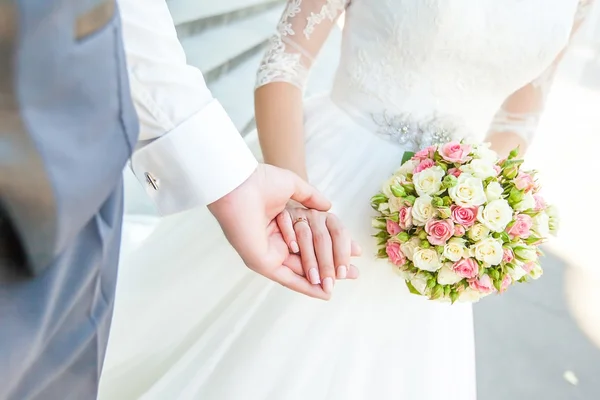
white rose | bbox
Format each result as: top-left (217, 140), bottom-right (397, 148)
top-left (400, 237), bottom-right (421, 261)
top-left (458, 287), bottom-right (482, 303)
top-left (468, 223), bottom-right (490, 242)
top-left (532, 212), bottom-right (550, 239)
top-left (546, 204), bottom-right (560, 234)
top-left (473, 143), bottom-right (498, 163)
top-left (378, 202), bottom-right (389, 212)
top-left (388, 196), bottom-right (403, 213)
top-left (460, 159), bottom-right (497, 180)
top-left (413, 248), bottom-right (442, 272)
top-left (513, 244), bottom-right (537, 263)
top-left (448, 174), bottom-right (487, 207)
top-left (509, 265), bottom-right (527, 281)
top-left (437, 264), bottom-right (464, 285)
top-left (485, 181), bottom-right (504, 202)
top-left (411, 195), bottom-right (437, 226)
top-left (382, 176), bottom-right (404, 198)
top-left (530, 264), bottom-right (543, 280)
top-left (515, 192), bottom-right (536, 211)
top-left (473, 238), bottom-right (504, 266)
top-left (413, 166), bottom-right (445, 196)
top-left (477, 199), bottom-right (513, 232)
top-left (410, 272), bottom-right (430, 295)
top-left (397, 159), bottom-right (419, 176)
top-left (443, 238), bottom-right (467, 262)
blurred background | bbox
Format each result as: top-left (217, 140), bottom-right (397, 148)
top-left (121, 1), bottom-right (600, 398)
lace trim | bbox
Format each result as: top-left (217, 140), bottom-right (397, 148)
top-left (489, 109), bottom-right (539, 143)
top-left (255, 0), bottom-right (348, 90)
top-left (256, 36), bottom-right (309, 90)
top-left (304, 0), bottom-right (347, 39)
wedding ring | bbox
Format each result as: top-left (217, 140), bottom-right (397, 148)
top-left (292, 216), bottom-right (309, 228)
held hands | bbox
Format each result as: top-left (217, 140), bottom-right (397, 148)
top-left (208, 164), bottom-right (359, 300)
top-left (276, 207), bottom-right (360, 294)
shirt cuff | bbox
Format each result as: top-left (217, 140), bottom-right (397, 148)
top-left (131, 99), bottom-right (258, 215)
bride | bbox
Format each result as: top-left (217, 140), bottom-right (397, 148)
top-left (101, 0), bottom-right (592, 399)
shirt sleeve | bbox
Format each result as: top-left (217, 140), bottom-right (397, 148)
top-left (119, 0), bottom-right (258, 215)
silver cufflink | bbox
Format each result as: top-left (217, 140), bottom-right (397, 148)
top-left (145, 172), bottom-right (159, 190)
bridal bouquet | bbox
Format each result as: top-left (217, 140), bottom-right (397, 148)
top-left (371, 142), bottom-right (559, 303)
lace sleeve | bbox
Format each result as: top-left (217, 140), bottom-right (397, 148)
top-left (488, 0), bottom-right (594, 144)
top-left (255, 0), bottom-right (349, 90)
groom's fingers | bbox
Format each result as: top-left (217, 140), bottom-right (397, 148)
top-left (284, 170), bottom-right (331, 212)
top-left (274, 265), bottom-right (331, 301)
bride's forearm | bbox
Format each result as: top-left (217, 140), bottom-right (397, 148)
top-left (255, 83), bottom-right (308, 181)
top-left (485, 131), bottom-right (528, 159)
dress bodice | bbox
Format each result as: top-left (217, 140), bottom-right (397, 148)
top-left (256, 0), bottom-right (591, 148)
top-left (331, 0), bottom-right (579, 140)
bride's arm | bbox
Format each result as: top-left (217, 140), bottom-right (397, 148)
top-left (254, 0), bottom-right (350, 180)
top-left (486, 0), bottom-right (594, 158)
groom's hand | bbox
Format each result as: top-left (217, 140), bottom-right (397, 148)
top-left (208, 164), bottom-right (341, 300)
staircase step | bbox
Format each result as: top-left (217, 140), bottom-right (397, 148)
top-left (208, 52), bottom-right (264, 132)
top-left (208, 24), bottom-right (343, 134)
top-left (181, 7), bottom-right (283, 84)
top-left (170, 0), bottom-right (285, 39)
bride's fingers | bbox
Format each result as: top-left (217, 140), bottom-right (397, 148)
top-left (309, 212), bottom-right (336, 294)
top-left (274, 265), bottom-right (330, 301)
top-left (325, 214), bottom-right (351, 279)
top-left (351, 240), bottom-right (362, 257)
top-left (294, 218), bottom-right (321, 286)
top-left (276, 210), bottom-right (299, 253)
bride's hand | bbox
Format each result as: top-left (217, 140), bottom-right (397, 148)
top-left (276, 207), bottom-right (361, 294)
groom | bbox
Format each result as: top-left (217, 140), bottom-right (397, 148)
top-left (0, 1), bottom-right (356, 399)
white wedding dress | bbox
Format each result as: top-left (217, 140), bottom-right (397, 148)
top-left (100, 1), bottom-right (591, 399)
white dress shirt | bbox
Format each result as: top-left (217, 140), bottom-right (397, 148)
top-left (118, 0), bottom-right (258, 215)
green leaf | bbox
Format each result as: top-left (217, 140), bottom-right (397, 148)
top-left (490, 269), bottom-right (500, 280)
top-left (427, 278), bottom-right (437, 289)
top-left (405, 280), bottom-right (421, 295)
top-left (444, 285), bottom-right (451, 297)
top-left (377, 248), bottom-right (388, 258)
top-left (450, 291), bottom-right (460, 304)
top-left (391, 185), bottom-right (406, 197)
top-left (430, 284), bottom-right (444, 300)
top-left (374, 230), bottom-right (389, 239)
top-left (401, 151), bottom-right (415, 165)
top-left (493, 278), bottom-right (502, 292)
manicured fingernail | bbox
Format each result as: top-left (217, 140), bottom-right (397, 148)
top-left (336, 265), bottom-right (347, 279)
top-left (290, 241), bottom-right (299, 253)
top-left (323, 277), bottom-right (334, 294)
top-left (308, 268), bottom-right (321, 284)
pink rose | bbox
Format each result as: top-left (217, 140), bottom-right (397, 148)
top-left (522, 261), bottom-right (536, 273)
top-left (414, 158), bottom-right (435, 174)
top-left (452, 258), bottom-right (479, 279)
top-left (386, 241), bottom-right (407, 266)
top-left (454, 224), bottom-right (466, 237)
top-left (500, 274), bottom-right (512, 293)
top-left (450, 205), bottom-right (478, 227)
top-left (412, 145), bottom-right (437, 160)
top-left (386, 220), bottom-right (401, 236)
top-left (533, 194), bottom-right (547, 211)
top-left (398, 206), bottom-right (413, 230)
top-left (447, 168), bottom-right (462, 178)
top-left (468, 274), bottom-right (495, 294)
top-left (502, 248), bottom-right (514, 264)
top-left (440, 142), bottom-right (472, 164)
top-left (506, 214), bottom-right (533, 239)
top-left (515, 172), bottom-right (535, 193)
top-left (425, 219), bottom-right (455, 245)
